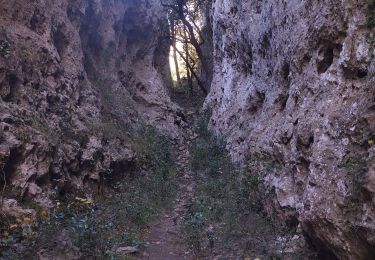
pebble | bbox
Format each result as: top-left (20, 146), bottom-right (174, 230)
top-left (114, 246), bottom-right (139, 255)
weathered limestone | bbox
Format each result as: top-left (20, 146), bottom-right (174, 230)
top-left (206, 0), bottom-right (375, 258)
top-left (0, 0), bottom-right (180, 207)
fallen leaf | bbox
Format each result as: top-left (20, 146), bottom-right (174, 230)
top-left (75, 197), bottom-right (93, 204)
top-left (39, 211), bottom-right (49, 217)
top-left (75, 197), bottom-right (87, 203)
top-left (9, 224), bottom-right (19, 229)
top-left (23, 217), bottom-right (33, 223)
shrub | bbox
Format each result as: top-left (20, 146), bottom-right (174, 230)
top-left (0, 40), bottom-right (10, 58)
top-left (368, 0), bottom-right (375, 28)
top-left (339, 152), bottom-right (369, 221)
top-left (184, 112), bottom-right (283, 258)
top-left (0, 125), bottom-right (177, 259)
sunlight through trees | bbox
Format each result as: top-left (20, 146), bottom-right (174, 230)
top-left (163, 0), bottom-right (208, 94)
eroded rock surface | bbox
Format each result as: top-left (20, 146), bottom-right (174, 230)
top-left (2, 0), bottom-right (375, 258)
top-left (0, 0), bottom-right (180, 207)
top-left (205, 0), bottom-right (375, 258)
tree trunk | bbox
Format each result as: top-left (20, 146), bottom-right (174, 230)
top-left (162, 1), bottom-right (208, 94)
top-left (179, 17), bottom-right (208, 75)
top-left (183, 27), bottom-right (193, 95)
top-left (170, 18), bottom-right (181, 86)
top-left (171, 44), bottom-right (207, 95)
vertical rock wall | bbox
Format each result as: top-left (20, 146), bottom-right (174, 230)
top-left (206, 0), bottom-right (375, 258)
top-left (0, 0), bottom-right (180, 206)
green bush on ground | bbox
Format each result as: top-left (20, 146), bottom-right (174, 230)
top-left (184, 112), bottom-right (286, 258)
top-left (0, 126), bottom-right (177, 259)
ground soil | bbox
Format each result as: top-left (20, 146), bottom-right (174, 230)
top-left (140, 89), bottom-right (201, 260)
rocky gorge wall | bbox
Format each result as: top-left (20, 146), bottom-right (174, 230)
top-left (0, 0), bottom-right (182, 209)
top-left (2, 0), bottom-right (375, 258)
top-left (205, 0), bottom-right (375, 258)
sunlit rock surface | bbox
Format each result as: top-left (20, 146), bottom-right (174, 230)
top-left (205, 0), bottom-right (375, 258)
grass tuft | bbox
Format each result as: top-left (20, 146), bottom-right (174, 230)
top-left (184, 112), bottom-right (286, 258)
top-left (0, 126), bottom-right (177, 259)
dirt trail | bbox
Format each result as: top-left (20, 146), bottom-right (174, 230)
top-left (141, 110), bottom-right (197, 260)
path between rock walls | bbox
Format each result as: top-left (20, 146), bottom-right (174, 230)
top-left (140, 111), bottom-right (198, 260)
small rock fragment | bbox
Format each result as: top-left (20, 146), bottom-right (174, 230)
top-left (115, 246), bottom-right (139, 255)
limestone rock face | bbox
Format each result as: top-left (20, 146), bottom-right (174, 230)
top-left (206, 0), bottom-right (375, 258)
top-left (0, 0), bottom-right (179, 206)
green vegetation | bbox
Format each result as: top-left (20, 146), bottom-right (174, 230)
top-left (0, 126), bottom-right (177, 259)
top-left (0, 40), bottom-right (10, 58)
top-left (90, 77), bottom-right (137, 141)
top-left (367, 0), bottom-right (375, 29)
top-left (183, 112), bottom-right (286, 258)
top-left (342, 153), bottom-right (368, 190)
top-left (339, 152), bottom-right (369, 221)
top-left (368, 0), bottom-right (375, 59)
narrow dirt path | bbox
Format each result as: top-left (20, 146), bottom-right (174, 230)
top-left (141, 113), bottom-right (197, 260)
